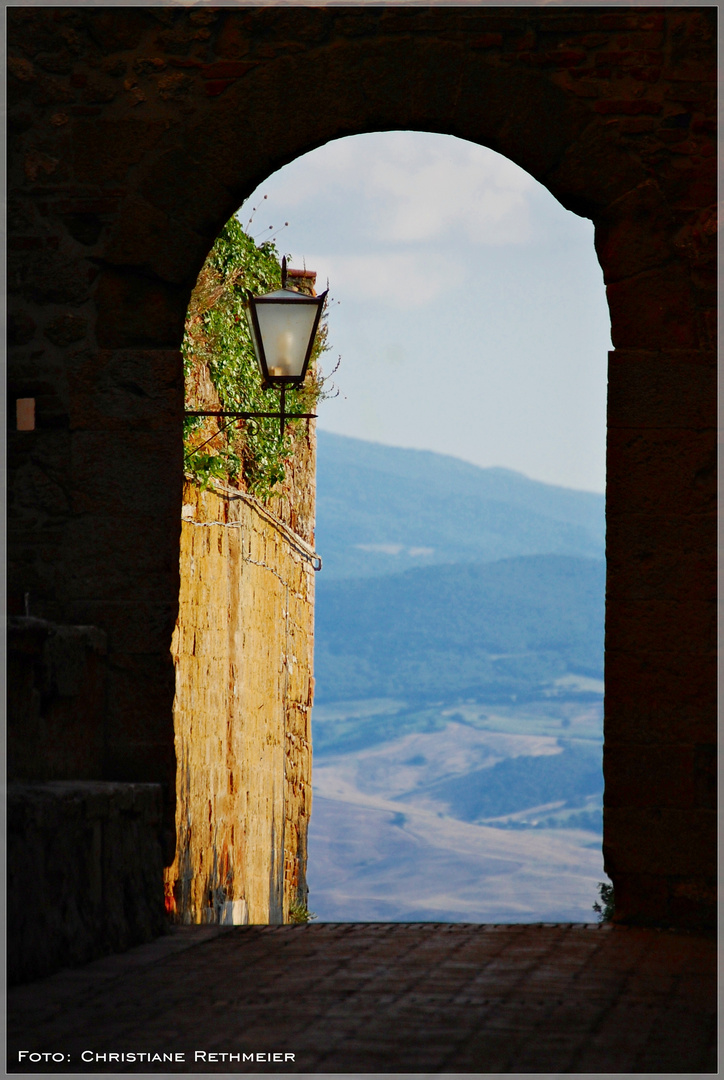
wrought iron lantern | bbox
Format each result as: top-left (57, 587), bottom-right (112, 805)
top-left (186, 257), bottom-right (326, 437)
top-left (246, 257), bottom-right (327, 390)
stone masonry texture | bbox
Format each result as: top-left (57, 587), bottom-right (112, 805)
top-left (165, 476), bottom-right (315, 925)
top-left (7, 7), bottom-right (716, 934)
top-left (7, 618), bottom-right (170, 985)
top-left (8, 617), bottom-right (107, 781)
top-left (7, 923), bottom-right (716, 1073)
top-left (7, 782), bottom-right (166, 986)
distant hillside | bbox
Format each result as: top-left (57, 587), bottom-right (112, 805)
top-left (316, 432), bottom-right (605, 580)
top-left (398, 741), bottom-right (603, 824)
top-left (314, 554), bottom-right (605, 703)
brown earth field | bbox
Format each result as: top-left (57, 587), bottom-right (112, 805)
top-left (307, 714), bottom-right (605, 923)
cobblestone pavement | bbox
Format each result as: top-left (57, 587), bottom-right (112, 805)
top-left (8, 923), bottom-right (716, 1074)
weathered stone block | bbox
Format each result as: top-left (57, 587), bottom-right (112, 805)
top-left (454, 58), bottom-right (589, 184)
top-left (61, 515), bottom-right (180, 601)
top-left (138, 148), bottom-right (233, 238)
top-left (605, 515), bottom-right (715, 602)
top-left (44, 313), bottom-right (88, 346)
top-left (65, 600), bottom-right (178, 655)
top-left (67, 348), bottom-right (183, 431)
top-left (609, 869), bottom-right (715, 931)
top-left (605, 596), bottom-right (715, 657)
top-left (607, 263), bottom-right (701, 350)
top-left (594, 181), bottom-right (676, 282)
top-left (546, 121), bottom-right (648, 215)
top-left (603, 744), bottom-right (696, 809)
top-left (9, 457), bottom-right (71, 518)
top-left (603, 807), bottom-right (715, 876)
top-left (72, 119), bottom-right (166, 184)
top-left (105, 652), bottom-right (177, 749)
top-left (8, 617), bottom-right (107, 782)
top-left (607, 350), bottom-right (715, 428)
top-left (604, 648), bottom-right (715, 745)
top-left (104, 197), bottom-right (208, 285)
top-left (69, 430), bottom-right (182, 515)
top-left (606, 428), bottom-right (716, 515)
top-left (9, 250), bottom-right (93, 306)
top-left (94, 269), bottom-right (188, 349)
top-left (8, 307), bottom-right (37, 346)
top-left (7, 781), bottom-right (165, 984)
top-left (594, 98), bottom-right (663, 115)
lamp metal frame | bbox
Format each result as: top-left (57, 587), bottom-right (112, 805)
top-left (185, 258), bottom-right (325, 438)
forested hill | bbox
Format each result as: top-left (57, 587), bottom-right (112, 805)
top-left (315, 431), bottom-right (605, 580)
top-left (314, 554), bottom-right (605, 704)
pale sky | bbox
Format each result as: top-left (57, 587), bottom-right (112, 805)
top-left (239, 131), bottom-right (611, 494)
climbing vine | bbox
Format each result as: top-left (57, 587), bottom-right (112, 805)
top-left (183, 216), bottom-right (332, 499)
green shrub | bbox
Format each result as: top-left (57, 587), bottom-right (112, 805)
top-left (183, 216), bottom-right (332, 499)
top-left (593, 881), bottom-right (614, 921)
top-left (288, 899), bottom-right (317, 925)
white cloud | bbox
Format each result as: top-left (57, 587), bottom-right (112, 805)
top-left (253, 131), bottom-right (536, 249)
top-left (364, 138), bottom-right (535, 244)
top-left (301, 251), bottom-right (464, 308)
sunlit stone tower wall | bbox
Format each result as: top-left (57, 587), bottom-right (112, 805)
top-left (166, 465), bottom-right (316, 925)
top-left (166, 265), bottom-right (318, 925)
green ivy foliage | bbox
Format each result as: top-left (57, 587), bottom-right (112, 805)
top-left (593, 881), bottom-right (615, 921)
top-left (183, 216), bottom-right (328, 499)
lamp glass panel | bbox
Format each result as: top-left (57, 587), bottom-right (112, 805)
top-left (254, 293), bottom-right (320, 379)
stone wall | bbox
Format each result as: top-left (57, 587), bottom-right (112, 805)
top-left (8, 617), bottom-right (107, 781)
top-left (7, 7), bottom-right (716, 932)
top-left (7, 782), bottom-right (165, 985)
top-left (7, 619), bottom-right (170, 984)
top-left (165, 465), bottom-right (316, 924)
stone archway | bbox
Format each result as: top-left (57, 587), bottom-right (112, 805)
top-left (8, 7), bottom-right (715, 931)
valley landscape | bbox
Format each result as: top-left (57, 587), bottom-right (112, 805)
top-left (308, 433), bottom-right (607, 923)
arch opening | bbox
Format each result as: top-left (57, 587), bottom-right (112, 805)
top-left (170, 130), bottom-right (612, 925)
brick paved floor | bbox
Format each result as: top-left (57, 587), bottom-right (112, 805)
top-left (7, 923), bottom-right (716, 1074)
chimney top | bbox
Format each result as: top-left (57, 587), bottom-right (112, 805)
top-left (285, 267), bottom-right (317, 296)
